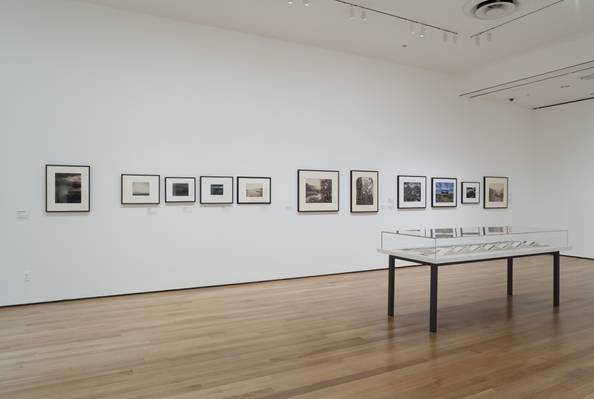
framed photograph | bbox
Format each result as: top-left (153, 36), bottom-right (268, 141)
top-left (200, 176), bottom-right (233, 204)
top-left (432, 227), bottom-right (457, 239)
top-left (461, 181), bottom-right (480, 204)
top-left (397, 175), bottom-right (426, 209)
top-left (297, 169), bottom-right (339, 212)
top-left (484, 176), bottom-right (508, 209)
top-left (46, 164), bottom-right (90, 212)
top-left (350, 170), bottom-right (378, 213)
top-left (431, 177), bottom-right (457, 208)
top-left (121, 174), bottom-right (160, 205)
top-left (165, 177), bottom-right (196, 203)
top-left (237, 177), bottom-right (271, 204)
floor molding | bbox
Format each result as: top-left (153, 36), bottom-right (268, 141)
top-left (1, 256), bottom-right (588, 309)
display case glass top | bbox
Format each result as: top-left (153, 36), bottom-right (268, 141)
top-left (380, 226), bottom-right (569, 265)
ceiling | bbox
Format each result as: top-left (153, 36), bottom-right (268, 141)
top-left (76, 0), bottom-right (594, 73)
top-left (460, 60), bottom-right (594, 108)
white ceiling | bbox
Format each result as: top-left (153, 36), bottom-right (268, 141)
top-left (460, 60), bottom-right (594, 108)
top-left (76, 0), bottom-right (594, 73)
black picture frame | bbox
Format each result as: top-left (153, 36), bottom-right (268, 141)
top-left (461, 181), bottom-right (481, 204)
top-left (45, 164), bottom-right (91, 213)
top-left (350, 170), bottom-right (379, 213)
top-left (236, 176), bottom-right (272, 205)
top-left (397, 175), bottom-right (427, 209)
top-left (200, 176), bottom-right (234, 204)
top-left (297, 169), bottom-right (340, 213)
top-left (483, 176), bottom-right (509, 209)
top-left (121, 174), bottom-right (161, 205)
top-left (431, 177), bottom-right (458, 208)
top-left (164, 177), bottom-right (196, 203)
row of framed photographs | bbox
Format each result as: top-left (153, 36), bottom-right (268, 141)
top-left (120, 175), bottom-right (271, 205)
top-left (397, 175), bottom-right (509, 209)
top-left (45, 165), bottom-right (508, 213)
top-left (45, 165), bottom-right (271, 212)
top-left (297, 171), bottom-right (508, 212)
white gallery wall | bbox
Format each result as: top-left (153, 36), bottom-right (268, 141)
top-left (533, 101), bottom-right (594, 259)
top-left (1, 0), bottom-right (541, 306)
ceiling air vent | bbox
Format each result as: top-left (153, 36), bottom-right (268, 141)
top-left (464, 0), bottom-right (519, 20)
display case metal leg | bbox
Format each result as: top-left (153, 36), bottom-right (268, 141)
top-left (430, 265), bottom-right (438, 333)
top-left (388, 256), bottom-right (395, 317)
top-left (507, 257), bottom-right (513, 296)
top-left (554, 252), bottom-right (560, 307)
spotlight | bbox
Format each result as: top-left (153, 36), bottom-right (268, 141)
top-left (303, 0), bottom-right (309, 6)
top-left (443, 31), bottom-right (447, 42)
top-left (475, 35), bottom-right (480, 46)
top-left (349, 5), bottom-right (355, 19)
top-left (361, 9), bottom-right (367, 20)
top-left (453, 34), bottom-right (458, 44)
top-left (409, 22), bottom-right (416, 35)
top-left (288, 0), bottom-right (293, 4)
top-left (487, 31), bottom-right (492, 42)
top-left (419, 25), bottom-right (425, 38)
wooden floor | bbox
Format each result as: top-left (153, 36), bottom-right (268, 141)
top-left (2, 256), bottom-right (594, 399)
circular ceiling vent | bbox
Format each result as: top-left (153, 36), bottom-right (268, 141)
top-left (464, 0), bottom-right (519, 20)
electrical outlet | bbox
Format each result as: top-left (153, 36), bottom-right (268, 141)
top-left (24, 271), bottom-right (31, 282)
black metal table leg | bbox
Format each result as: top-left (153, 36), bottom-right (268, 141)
top-left (507, 257), bottom-right (513, 296)
top-left (554, 252), bottom-right (560, 307)
top-left (430, 264), bottom-right (438, 333)
top-left (388, 255), bottom-right (395, 317)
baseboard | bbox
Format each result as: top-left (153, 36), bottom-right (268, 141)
top-left (562, 255), bottom-right (594, 261)
top-left (1, 266), bottom-right (424, 309)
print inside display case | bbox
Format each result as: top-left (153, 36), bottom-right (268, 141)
top-left (380, 226), bottom-right (569, 264)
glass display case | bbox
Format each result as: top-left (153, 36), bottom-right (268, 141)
top-left (380, 226), bottom-right (569, 265)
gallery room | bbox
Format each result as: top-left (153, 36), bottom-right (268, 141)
top-left (1, 0), bottom-right (594, 397)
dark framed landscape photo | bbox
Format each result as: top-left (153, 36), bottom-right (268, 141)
top-left (397, 175), bottom-right (426, 209)
top-left (46, 164), bottom-right (90, 212)
top-left (165, 177), bottom-right (196, 203)
top-left (461, 181), bottom-right (480, 204)
top-left (431, 177), bottom-right (457, 208)
top-left (298, 169), bottom-right (339, 212)
top-left (200, 176), bottom-right (233, 204)
top-left (350, 170), bottom-right (378, 213)
top-left (484, 176), bottom-right (508, 209)
top-left (237, 177), bottom-right (271, 204)
top-left (121, 174), bottom-right (160, 205)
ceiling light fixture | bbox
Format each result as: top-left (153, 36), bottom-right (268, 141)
top-left (487, 31), bottom-right (492, 42)
top-left (361, 8), bottom-right (367, 20)
top-left (303, 0), bottom-right (310, 6)
top-left (349, 4), bottom-right (355, 19)
top-left (453, 34), bottom-right (458, 44)
top-left (409, 22), bottom-right (416, 35)
top-left (288, 0), bottom-right (294, 4)
top-left (443, 31), bottom-right (448, 42)
top-left (419, 25), bottom-right (426, 38)
top-left (475, 35), bottom-right (480, 46)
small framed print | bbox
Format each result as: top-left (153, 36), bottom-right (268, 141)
top-left (484, 176), bottom-right (508, 209)
top-left (165, 177), bottom-right (196, 203)
top-left (237, 177), bottom-right (271, 204)
top-left (431, 177), bottom-right (457, 208)
top-left (46, 165), bottom-right (90, 212)
top-left (350, 170), bottom-right (378, 213)
top-left (200, 176), bottom-right (233, 204)
top-left (121, 174), bottom-right (160, 205)
top-left (397, 175), bottom-right (426, 209)
top-left (298, 169), bottom-right (339, 212)
top-left (461, 181), bottom-right (480, 204)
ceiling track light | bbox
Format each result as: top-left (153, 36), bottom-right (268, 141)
top-left (288, 0), bottom-right (293, 4)
top-left (475, 35), bottom-right (481, 46)
top-left (303, 0), bottom-right (310, 6)
top-left (453, 34), bottom-right (458, 44)
top-left (330, 0), bottom-right (458, 44)
top-left (487, 31), bottom-right (492, 42)
top-left (443, 31), bottom-right (448, 42)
